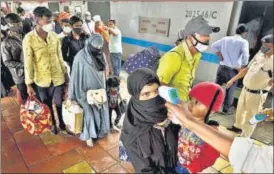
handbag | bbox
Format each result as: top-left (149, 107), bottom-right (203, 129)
top-left (87, 89), bottom-right (107, 107)
top-left (62, 101), bottom-right (83, 134)
top-left (20, 96), bottom-right (52, 135)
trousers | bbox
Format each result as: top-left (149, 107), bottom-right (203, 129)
top-left (37, 83), bottom-right (66, 130)
top-left (234, 88), bottom-right (268, 137)
top-left (216, 65), bottom-right (238, 112)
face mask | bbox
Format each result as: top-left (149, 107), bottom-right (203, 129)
top-left (63, 26), bottom-right (72, 33)
top-left (42, 23), bottom-right (53, 32)
top-left (260, 45), bottom-right (271, 54)
top-left (73, 28), bottom-right (82, 35)
top-left (192, 35), bottom-right (209, 52)
top-left (86, 16), bottom-right (92, 21)
top-left (9, 25), bottom-right (23, 34)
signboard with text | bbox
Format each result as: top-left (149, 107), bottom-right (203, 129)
top-left (139, 16), bottom-right (170, 37)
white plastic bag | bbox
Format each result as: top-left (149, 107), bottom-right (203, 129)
top-left (62, 101), bottom-right (83, 134)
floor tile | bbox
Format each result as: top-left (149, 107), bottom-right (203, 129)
top-left (1, 122), bottom-right (12, 141)
top-left (13, 130), bottom-right (35, 143)
top-left (102, 164), bottom-right (128, 173)
top-left (97, 132), bottom-right (120, 151)
top-left (1, 138), bottom-right (25, 170)
top-left (201, 167), bottom-right (219, 173)
top-left (108, 146), bottom-right (119, 161)
top-left (120, 161), bottom-right (135, 173)
top-left (29, 150), bottom-right (84, 173)
top-left (1, 161), bottom-right (29, 173)
top-left (76, 145), bottom-right (117, 172)
top-left (45, 136), bottom-right (84, 156)
top-left (39, 131), bottom-right (65, 145)
top-left (2, 106), bottom-right (20, 117)
top-left (212, 157), bottom-right (230, 171)
top-left (63, 161), bottom-right (95, 173)
top-left (1, 97), bottom-right (17, 111)
top-left (5, 115), bottom-right (24, 134)
top-left (220, 165), bottom-right (234, 173)
top-left (17, 136), bottom-right (51, 166)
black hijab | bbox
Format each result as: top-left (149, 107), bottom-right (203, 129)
top-left (85, 34), bottom-right (106, 71)
top-left (121, 68), bottom-right (170, 161)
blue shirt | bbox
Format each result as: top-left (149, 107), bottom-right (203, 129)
top-left (212, 35), bottom-right (249, 68)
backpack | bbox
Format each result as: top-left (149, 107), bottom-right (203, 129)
top-left (123, 46), bottom-right (161, 74)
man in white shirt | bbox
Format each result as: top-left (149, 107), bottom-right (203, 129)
top-left (212, 24), bottom-right (250, 115)
top-left (105, 19), bottom-right (122, 76)
top-left (82, 11), bottom-right (94, 35)
top-left (58, 18), bottom-right (71, 39)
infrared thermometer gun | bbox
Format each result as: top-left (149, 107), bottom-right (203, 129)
top-left (249, 113), bottom-right (267, 125)
top-left (159, 86), bottom-right (181, 125)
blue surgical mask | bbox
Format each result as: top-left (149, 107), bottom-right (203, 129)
top-left (260, 45), bottom-right (271, 54)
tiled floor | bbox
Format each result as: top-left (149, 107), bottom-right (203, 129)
top-left (1, 81), bottom-right (270, 173)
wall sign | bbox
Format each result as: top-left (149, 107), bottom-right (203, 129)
top-left (139, 16), bottom-right (170, 37)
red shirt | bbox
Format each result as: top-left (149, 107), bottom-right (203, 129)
top-left (178, 127), bottom-right (220, 173)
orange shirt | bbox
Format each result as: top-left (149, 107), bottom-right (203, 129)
top-left (58, 12), bottom-right (72, 23)
top-left (96, 27), bottom-right (109, 44)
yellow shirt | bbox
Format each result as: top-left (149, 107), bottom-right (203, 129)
top-left (157, 41), bottom-right (201, 101)
top-left (23, 30), bottom-right (66, 87)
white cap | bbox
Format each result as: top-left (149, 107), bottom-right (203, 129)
top-left (93, 15), bottom-right (101, 22)
top-left (85, 11), bottom-right (91, 16)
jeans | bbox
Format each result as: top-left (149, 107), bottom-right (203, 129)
top-left (110, 53), bottom-right (122, 76)
top-left (37, 83), bottom-right (66, 129)
top-left (216, 65), bottom-right (238, 113)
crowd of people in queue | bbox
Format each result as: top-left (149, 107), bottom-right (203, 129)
top-left (0, 5), bottom-right (273, 174)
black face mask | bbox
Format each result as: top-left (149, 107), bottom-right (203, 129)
top-left (73, 28), bottom-right (82, 35)
top-left (10, 25), bottom-right (23, 34)
top-left (85, 19), bottom-right (91, 22)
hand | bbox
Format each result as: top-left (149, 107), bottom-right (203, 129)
top-left (165, 101), bottom-right (193, 127)
top-left (226, 80), bottom-right (234, 89)
top-left (104, 26), bottom-right (109, 31)
top-left (66, 99), bottom-right (72, 107)
top-left (27, 85), bottom-right (36, 96)
top-left (268, 79), bottom-right (274, 87)
top-left (106, 67), bottom-right (111, 77)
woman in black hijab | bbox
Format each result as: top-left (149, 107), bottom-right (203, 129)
top-left (120, 68), bottom-right (177, 173)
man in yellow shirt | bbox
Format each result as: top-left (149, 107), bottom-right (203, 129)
top-left (23, 7), bottom-right (67, 135)
top-left (157, 15), bottom-right (219, 101)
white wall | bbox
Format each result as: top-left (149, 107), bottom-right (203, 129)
top-left (110, 1), bottom-right (234, 82)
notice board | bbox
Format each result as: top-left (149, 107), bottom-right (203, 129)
top-left (139, 16), bottom-right (170, 37)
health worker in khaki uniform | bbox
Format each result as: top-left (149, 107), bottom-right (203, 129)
top-left (226, 34), bottom-right (273, 137)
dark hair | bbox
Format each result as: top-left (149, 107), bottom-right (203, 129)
top-left (69, 15), bottom-right (83, 26)
top-left (17, 7), bottom-right (25, 14)
top-left (5, 13), bottom-right (22, 23)
top-left (236, 24), bottom-right (248, 35)
top-left (108, 19), bottom-right (116, 24)
top-left (61, 18), bottom-right (69, 24)
top-left (33, 6), bottom-right (52, 18)
top-left (107, 76), bottom-right (120, 88)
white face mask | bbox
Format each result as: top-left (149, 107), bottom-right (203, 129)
top-left (192, 34), bottom-right (209, 52)
top-left (86, 16), bottom-right (92, 21)
top-left (195, 42), bottom-right (209, 52)
top-left (63, 26), bottom-right (72, 33)
top-left (42, 23), bottom-right (53, 32)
